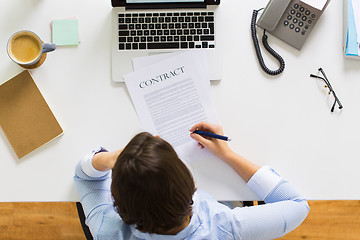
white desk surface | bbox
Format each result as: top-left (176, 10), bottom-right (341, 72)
top-left (1, 0), bottom-right (359, 202)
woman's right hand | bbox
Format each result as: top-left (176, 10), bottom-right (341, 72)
top-left (190, 122), bottom-right (260, 183)
top-left (190, 122), bottom-right (234, 161)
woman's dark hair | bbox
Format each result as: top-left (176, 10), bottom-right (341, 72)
top-left (111, 132), bottom-right (196, 234)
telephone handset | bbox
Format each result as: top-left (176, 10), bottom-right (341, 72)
top-left (251, 0), bottom-right (330, 75)
top-left (258, 0), bottom-right (292, 32)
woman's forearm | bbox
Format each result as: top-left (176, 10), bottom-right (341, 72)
top-left (92, 149), bottom-right (123, 172)
top-left (189, 122), bottom-right (261, 183)
top-left (222, 151), bottom-right (260, 183)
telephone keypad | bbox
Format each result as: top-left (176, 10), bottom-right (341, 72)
top-left (283, 3), bottom-right (316, 36)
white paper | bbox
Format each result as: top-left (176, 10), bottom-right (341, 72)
top-left (124, 51), bottom-right (219, 163)
top-left (132, 51), bottom-right (211, 91)
top-left (300, 0), bottom-right (327, 10)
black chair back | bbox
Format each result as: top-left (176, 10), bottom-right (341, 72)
top-left (76, 202), bottom-right (94, 240)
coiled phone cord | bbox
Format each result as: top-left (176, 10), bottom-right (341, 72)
top-left (251, 9), bottom-right (285, 76)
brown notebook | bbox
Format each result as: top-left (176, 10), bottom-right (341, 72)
top-left (0, 71), bottom-right (63, 158)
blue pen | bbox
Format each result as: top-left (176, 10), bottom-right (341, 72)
top-left (193, 130), bottom-right (231, 141)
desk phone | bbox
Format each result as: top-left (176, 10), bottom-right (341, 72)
top-left (251, 0), bottom-right (331, 76)
top-left (257, 0), bottom-right (331, 50)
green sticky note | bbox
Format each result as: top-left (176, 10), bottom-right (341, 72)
top-left (52, 19), bottom-right (79, 46)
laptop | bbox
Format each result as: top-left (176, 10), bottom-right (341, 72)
top-left (111, 0), bottom-right (222, 82)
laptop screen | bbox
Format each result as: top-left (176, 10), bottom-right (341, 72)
top-left (112, 0), bottom-right (219, 7)
top-left (127, 0), bottom-right (203, 2)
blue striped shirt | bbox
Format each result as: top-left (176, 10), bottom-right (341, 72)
top-left (74, 149), bottom-right (309, 240)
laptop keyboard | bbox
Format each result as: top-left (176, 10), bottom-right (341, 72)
top-left (118, 12), bottom-right (215, 50)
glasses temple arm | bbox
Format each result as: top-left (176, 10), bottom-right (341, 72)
top-left (332, 92), bottom-right (343, 109)
top-left (310, 74), bottom-right (333, 89)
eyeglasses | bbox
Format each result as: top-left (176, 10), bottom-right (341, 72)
top-left (310, 68), bottom-right (343, 112)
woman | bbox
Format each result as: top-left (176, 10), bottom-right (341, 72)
top-left (74, 121), bottom-right (309, 239)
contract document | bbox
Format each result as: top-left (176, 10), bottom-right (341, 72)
top-left (124, 51), bottom-right (219, 163)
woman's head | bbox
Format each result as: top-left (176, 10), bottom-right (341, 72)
top-left (111, 132), bottom-right (195, 234)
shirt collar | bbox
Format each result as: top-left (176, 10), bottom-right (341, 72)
top-left (130, 212), bottom-right (201, 240)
